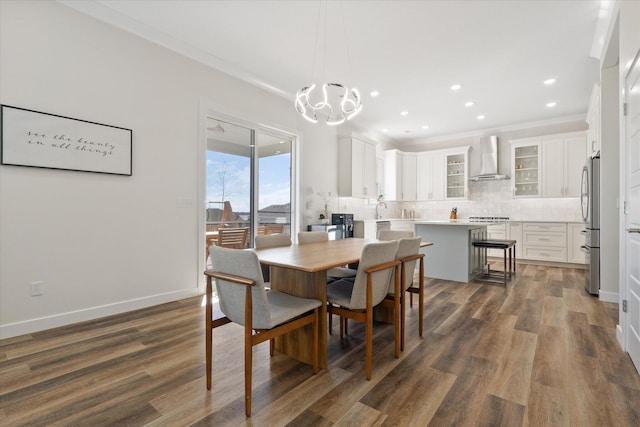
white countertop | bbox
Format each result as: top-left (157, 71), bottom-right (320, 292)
top-left (414, 220), bottom-right (505, 226)
top-left (355, 218), bottom-right (583, 224)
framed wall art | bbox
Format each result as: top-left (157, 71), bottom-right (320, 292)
top-left (0, 105), bottom-right (132, 176)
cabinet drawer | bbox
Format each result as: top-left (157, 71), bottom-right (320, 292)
top-left (523, 231), bottom-right (566, 247)
top-left (523, 247), bottom-right (567, 262)
top-left (523, 223), bottom-right (566, 233)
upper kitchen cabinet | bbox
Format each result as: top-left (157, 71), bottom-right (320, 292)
top-left (542, 132), bottom-right (587, 198)
top-left (586, 84), bottom-right (601, 155)
top-left (384, 150), bottom-right (417, 201)
top-left (338, 137), bottom-right (377, 198)
top-left (511, 138), bottom-right (541, 198)
top-left (417, 150), bottom-right (445, 201)
top-left (445, 147), bottom-right (470, 199)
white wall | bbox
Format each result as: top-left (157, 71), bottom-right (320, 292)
top-left (611, 0), bottom-right (640, 347)
top-left (0, 1), bottom-right (338, 337)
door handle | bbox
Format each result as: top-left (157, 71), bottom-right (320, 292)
top-left (627, 228), bottom-right (640, 233)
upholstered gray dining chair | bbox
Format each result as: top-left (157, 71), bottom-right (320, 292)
top-left (379, 237), bottom-right (424, 353)
top-left (204, 245), bottom-right (321, 417)
top-left (326, 240), bottom-right (400, 380)
top-left (254, 233), bottom-right (292, 283)
top-left (297, 231), bottom-right (357, 281)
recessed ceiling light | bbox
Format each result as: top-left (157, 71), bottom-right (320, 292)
top-left (477, 115), bottom-right (486, 120)
top-left (546, 102), bottom-right (557, 108)
top-left (400, 111), bottom-right (409, 116)
top-left (464, 101), bottom-right (474, 107)
top-left (450, 84), bottom-right (462, 91)
top-left (279, 141), bottom-right (285, 144)
top-left (370, 90), bottom-right (380, 97)
top-left (422, 125), bottom-right (429, 129)
top-left (382, 128), bottom-right (388, 132)
top-left (544, 78), bottom-right (557, 85)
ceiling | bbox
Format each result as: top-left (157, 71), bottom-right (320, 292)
top-left (60, 0), bottom-right (608, 145)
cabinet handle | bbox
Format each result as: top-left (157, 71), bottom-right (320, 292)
top-left (627, 228), bottom-right (640, 233)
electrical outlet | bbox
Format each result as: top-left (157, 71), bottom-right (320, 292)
top-left (31, 281), bottom-right (43, 296)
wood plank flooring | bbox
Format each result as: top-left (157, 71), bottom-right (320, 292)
top-left (1, 264), bottom-right (639, 426)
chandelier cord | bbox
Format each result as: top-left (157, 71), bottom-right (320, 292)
top-left (338, 0), bottom-right (354, 86)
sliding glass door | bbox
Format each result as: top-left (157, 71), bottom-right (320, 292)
top-left (205, 117), bottom-right (293, 247)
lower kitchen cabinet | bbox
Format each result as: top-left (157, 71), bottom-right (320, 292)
top-left (567, 222), bottom-right (587, 264)
top-left (508, 222), bottom-right (523, 259)
top-left (522, 222), bottom-right (567, 262)
top-left (486, 224), bottom-right (507, 257)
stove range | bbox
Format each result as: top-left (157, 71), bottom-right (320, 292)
top-left (468, 216), bottom-right (510, 222)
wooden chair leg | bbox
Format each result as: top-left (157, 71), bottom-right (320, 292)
top-left (206, 278), bottom-right (213, 390)
top-left (394, 266), bottom-right (400, 358)
top-left (366, 309), bottom-right (373, 380)
top-left (328, 304), bottom-right (333, 335)
top-left (269, 338), bottom-right (274, 356)
top-left (244, 328), bottom-right (252, 417)
top-left (344, 317), bottom-right (348, 335)
top-left (312, 308), bottom-right (319, 374)
top-left (400, 290), bottom-right (406, 352)
top-left (419, 257), bottom-right (424, 337)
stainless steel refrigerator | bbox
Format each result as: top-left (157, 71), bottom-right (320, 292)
top-left (580, 153), bottom-right (600, 295)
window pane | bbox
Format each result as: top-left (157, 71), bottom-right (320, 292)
top-left (206, 119), bottom-right (252, 236)
top-left (258, 132), bottom-right (292, 235)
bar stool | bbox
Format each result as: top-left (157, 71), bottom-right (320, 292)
top-left (472, 239), bottom-right (516, 286)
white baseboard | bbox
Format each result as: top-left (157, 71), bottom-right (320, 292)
top-left (617, 324), bottom-right (624, 349)
top-left (598, 290), bottom-right (619, 303)
top-left (0, 288), bottom-right (202, 340)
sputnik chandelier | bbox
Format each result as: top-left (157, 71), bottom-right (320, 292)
top-left (294, 1), bottom-right (362, 126)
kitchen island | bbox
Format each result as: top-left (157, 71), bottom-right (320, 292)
top-left (414, 220), bottom-right (499, 282)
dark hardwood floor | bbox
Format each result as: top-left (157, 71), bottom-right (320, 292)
top-left (1, 264), bottom-right (639, 426)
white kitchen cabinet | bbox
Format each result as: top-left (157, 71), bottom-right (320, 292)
top-left (486, 224), bottom-right (507, 257)
top-left (508, 222), bottom-right (523, 259)
top-left (567, 222), bottom-right (587, 264)
top-left (511, 139), bottom-right (541, 198)
top-left (384, 150), bottom-right (417, 201)
top-left (445, 147), bottom-right (470, 199)
top-left (542, 132), bottom-right (587, 198)
top-left (389, 220), bottom-right (416, 232)
top-left (338, 138), bottom-right (377, 198)
top-left (522, 222), bottom-right (567, 262)
top-left (417, 151), bottom-right (445, 201)
top-left (586, 83), bottom-right (601, 154)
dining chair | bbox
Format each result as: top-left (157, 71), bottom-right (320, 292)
top-left (204, 245), bottom-right (321, 417)
top-left (265, 223), bottom-right (284, 234)
top-left (217, 227), bottom-right (249, 249)
top-left (205, 224), bottom-right (225, 262)
top-left (377, 229), bottom-right (414, 240)
top-left (377, 229), bottom-right (422, 311)
top-left (256, 225), bottom-right (267, 235)
top-left (326, 240), bottom-right (400, 380)
top-left (297, 231), bottom-right (357, 281)
top-left (254, 234), bottom-right (292, 283)
top-left (379, 237), bottom-right (424, 353)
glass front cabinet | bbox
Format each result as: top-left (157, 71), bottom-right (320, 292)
top-left (510, 138), bottom-right (541, 198)
top-left (445, 146), bottom-right (470, 199)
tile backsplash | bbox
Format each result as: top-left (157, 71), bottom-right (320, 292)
top-left (321, 179), bottom-right (583, 224)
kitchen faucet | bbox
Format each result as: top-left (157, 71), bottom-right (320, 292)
top-left (376, 201), bottom-right (388, 219)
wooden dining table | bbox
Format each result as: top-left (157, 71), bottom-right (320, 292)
top-left (254, 237), bottom-right (433, 368)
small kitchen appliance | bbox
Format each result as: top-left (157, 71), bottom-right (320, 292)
top-left (331, 213), bottom-right (354, 238)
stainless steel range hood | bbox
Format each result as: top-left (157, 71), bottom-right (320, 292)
top-left (469, 135), bottom-right (510, 181)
